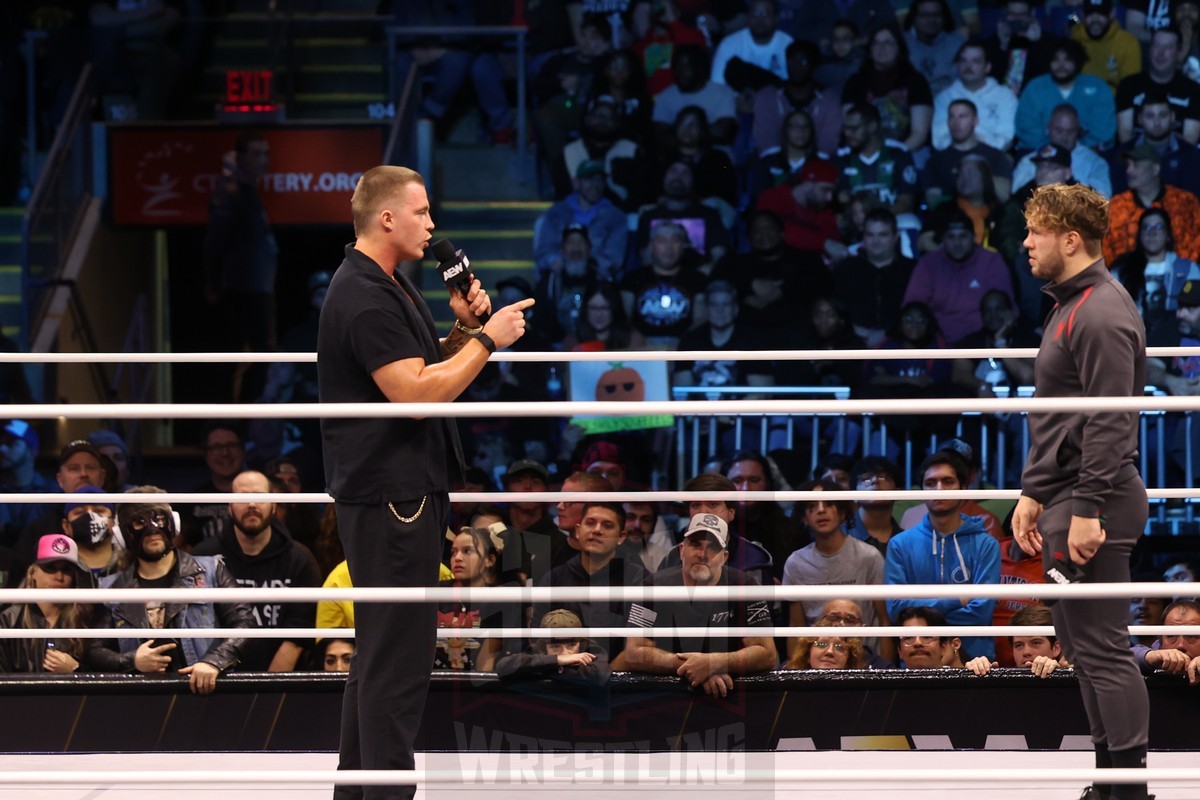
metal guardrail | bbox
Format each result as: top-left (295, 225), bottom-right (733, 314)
top-left (20, 64), bottom-right (95, 353)
top-left (668, 384), bottom-right (1189, 507)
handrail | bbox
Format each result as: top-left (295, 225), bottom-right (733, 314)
top-left (386, 24), bottom-right (530, 170)
top-left (23, 66), bottom-right (92, 216)
top-left (383, 59), bottom-right (419, 165)
top-left (20, 63), bottom-right (95, 351)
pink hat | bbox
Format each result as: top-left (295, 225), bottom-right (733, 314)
top-left (36, 534), bottom-right (83, 570)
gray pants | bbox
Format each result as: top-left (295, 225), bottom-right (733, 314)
top-left (1040, 477), bottom-right (1149, 752)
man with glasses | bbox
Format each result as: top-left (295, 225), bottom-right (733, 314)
top-left (848, 456), bottom-right (904, 555)
top-left (817, 598), bottom-right (895, 667)
top-left (1135, 599), bottom-right (1200, 683)
top-left (619, 513), bottom-right (777, 695)
top-left (92, 486), bottom-right (252, 695)
top-left (182, 423), bottom-right (245, 547)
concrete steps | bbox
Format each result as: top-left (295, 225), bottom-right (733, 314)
top-left (0, 208), bottom-right (24, 340)
top-left (420, 199), bottom-right (547, 333)
top-left (199, 0), bottom-right (387, 120)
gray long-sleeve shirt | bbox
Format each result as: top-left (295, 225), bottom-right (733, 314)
top-left (1021, 260), bottom-right (1146, 517)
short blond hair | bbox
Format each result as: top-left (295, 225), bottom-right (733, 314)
top-left (1023, 183), bottom-right (1109, 256)
top-left (351, 166), bottom-right (424, 236)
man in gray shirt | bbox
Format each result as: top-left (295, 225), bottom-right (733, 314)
top-left (783, 479), bottom-right (888, 661)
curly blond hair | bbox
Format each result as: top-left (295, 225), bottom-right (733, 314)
top-left (1023, 183), bottom-right (1109, 256)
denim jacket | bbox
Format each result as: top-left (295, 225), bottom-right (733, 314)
top-left (92, 551), bottom-right (252, 672)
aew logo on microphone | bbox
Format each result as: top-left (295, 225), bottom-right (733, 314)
top-left (441, 253), bottom-right (470, 283)
top-left (1045, 567), bottom-right (1074, 585)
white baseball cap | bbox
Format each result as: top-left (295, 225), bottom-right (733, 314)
top-left (683, 513), bottom-right (729, 548)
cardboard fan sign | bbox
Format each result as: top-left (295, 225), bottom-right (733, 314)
top-left (568, 361), bottom-right (674, 434)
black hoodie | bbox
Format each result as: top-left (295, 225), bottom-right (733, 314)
top-left (191, 518), bottom-right (321, 670)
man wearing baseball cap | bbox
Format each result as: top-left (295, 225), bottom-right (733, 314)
top-left (6, 440), bottom-right (110, 588)
top-left (754, 156), bottom-right (841, 257)
top-left (618, 512), bottom-right (777, 696)
top-left (532, 158), bottom-right (627, 279)
top-left (493, 608), bottom-right (611, 686)
top-left (1071, 0), bottom-right (1140, 94)
top-left (60, 484), bottom-right (121, 580)
top-left (1104, 142), bottom-right (1200, 265)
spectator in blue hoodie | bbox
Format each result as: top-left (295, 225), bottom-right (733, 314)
top-left (884, 449), bottom-right (1001, 660)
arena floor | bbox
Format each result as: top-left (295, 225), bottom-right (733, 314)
top-left (0, 750), bottom-right (1196, 799)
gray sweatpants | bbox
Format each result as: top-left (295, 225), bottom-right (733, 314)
top-left (1039, 477), bottom-right (1149, 752)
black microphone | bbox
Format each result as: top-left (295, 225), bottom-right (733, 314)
top-left (432, 237), bottom-right (489, 323)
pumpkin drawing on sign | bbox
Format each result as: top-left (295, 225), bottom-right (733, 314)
top-left (595, 363), bottom-right (645, 402)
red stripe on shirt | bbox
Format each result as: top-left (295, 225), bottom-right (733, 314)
top-left (1066, 286), bottom-right (1095, 339)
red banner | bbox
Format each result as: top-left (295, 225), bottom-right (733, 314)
top-left (109, 126), bottom-right (385, 225)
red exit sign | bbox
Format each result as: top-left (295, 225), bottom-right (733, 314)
top-left (225, 69), bottom-right (274, 105)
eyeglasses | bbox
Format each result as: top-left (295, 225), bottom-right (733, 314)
top-left (902, 314), bottom-right (929, 324)
top-left (206, 441), bottom-right (243, 454)
top-left (1142, 223), bottom-right (1167, 233)
top-left (822, 613), bottom-right (863, 625)
top-left (812, 641), bottom-right (846, 651)
top-left (38, 561), bottom-right (75, 575)
top-left (856, 474), bottom-right (893, 487)
top-left (900, 635), bottom-right (938, 645)
top-left (126, 510), bottom-right (169, 531)
top-left (1162, 634), bottom-right (1200, 645)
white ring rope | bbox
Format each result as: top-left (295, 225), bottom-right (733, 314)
top-left (2, 346), bottom-right (1199, 363)
top-left (1, 624), bottom-right (1195, 640)
top-left (0, 767), bottom-right (1196, 785)
top-left (5, 489), bottom-right (1200, 504)
top-left (0, 582), bottom-right (1189, 605)
top-left (5, 396), bottom-right (1200, 419)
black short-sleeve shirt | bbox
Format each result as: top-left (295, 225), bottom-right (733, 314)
top-left (318, 244), bottom-right (461, 503)
top-left (626, 565), bottom-right (771, 655)
top-left (1115, 72), bottom-right (1200, 138)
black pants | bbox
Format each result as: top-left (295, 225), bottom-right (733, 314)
top-left (334, 492), bottom-right (447, 800)
top-left (1039, 477), bottom-right (1149, 752)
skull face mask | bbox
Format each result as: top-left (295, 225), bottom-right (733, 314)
top-left (70, 510), bottom-right (112, 546)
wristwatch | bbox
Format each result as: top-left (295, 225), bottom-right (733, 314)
top-left (475, 332), bottom-right (497, 354)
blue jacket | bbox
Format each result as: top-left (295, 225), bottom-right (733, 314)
top-left (884, 513), bottom-right (1001, 661)
top-left (1016, 73), bottom-right (1116, 151)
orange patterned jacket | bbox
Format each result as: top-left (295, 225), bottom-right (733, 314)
top-left (1103, 185), bottom-right (1200, 265)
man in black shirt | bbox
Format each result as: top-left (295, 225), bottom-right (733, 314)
top-left (318, 165), bottom-right (532, 800)
top-left (538, 501), bottom-right (647, 661)
top-left (190, 470), bottom-right (322, 672)
top-left (618, 513), bottom-right (777, 696)
top-left (833, 208), bottom-right (915, 346)
top-left (674, 280), bottom-right (775, 391)
top-left (1116, 26), bottom-right (1200, 145)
